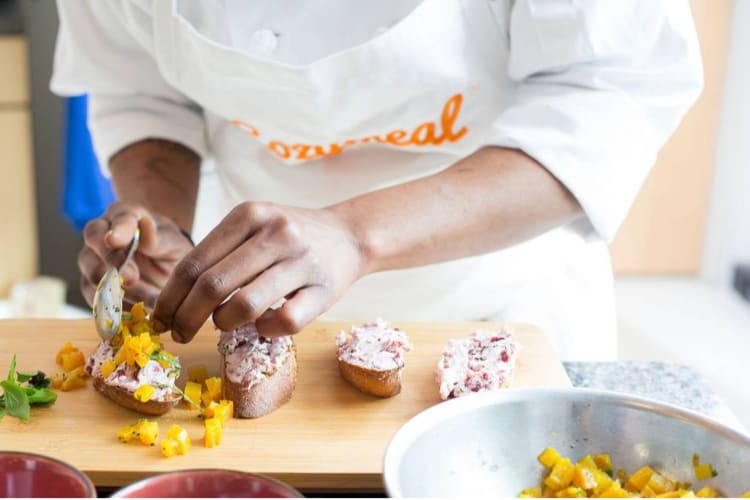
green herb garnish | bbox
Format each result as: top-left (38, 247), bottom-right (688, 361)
top-left (0, 355), bottom-right (58, 422)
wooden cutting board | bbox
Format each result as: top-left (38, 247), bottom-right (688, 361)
top-left (0, 319), bottom-right (569, 491)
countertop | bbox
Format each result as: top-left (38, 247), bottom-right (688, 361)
top-left (564, 361), bottom-right (745, 432)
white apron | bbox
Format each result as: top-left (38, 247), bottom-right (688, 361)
top-left (151, 0), bottom-right (617, 361)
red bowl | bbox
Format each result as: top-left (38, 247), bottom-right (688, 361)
top-left (111, 469), bottom-right (303, 498)
top-left (0, 451), bottom-right (96, 498)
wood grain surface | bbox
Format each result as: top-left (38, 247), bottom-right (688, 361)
top-left (0, 319), bottom-right (569, 491)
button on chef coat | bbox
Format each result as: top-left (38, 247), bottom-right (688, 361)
top-left (51, 0), bottom-right (703, 361)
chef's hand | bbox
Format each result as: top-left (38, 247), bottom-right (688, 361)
top-left (79, 202), bottom-right (195, 310)
top-left (151, 202), bottom-right (366, 343)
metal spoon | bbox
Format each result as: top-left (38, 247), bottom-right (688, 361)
top-left (92, 228), bottom-right (141, 342)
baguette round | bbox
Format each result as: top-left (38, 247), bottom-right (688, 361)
top-left (222, 348), bottom-right (298, 419)
top-left (93, 377), bottom-right (180, 416)
top-left (337, 359), bottom-right (403, 398)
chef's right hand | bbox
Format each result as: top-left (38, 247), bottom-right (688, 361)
top-left (79, 202), bottom-right (194, 310)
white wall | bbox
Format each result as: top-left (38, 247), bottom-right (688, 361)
top-left (702, 0), bottom-right (750, 286)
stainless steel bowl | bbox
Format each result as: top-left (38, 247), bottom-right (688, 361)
top-left (383, 388), bottom-right (750, 497)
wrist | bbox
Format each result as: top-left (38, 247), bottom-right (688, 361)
top-left (326, 202), bottom-right (382, 278)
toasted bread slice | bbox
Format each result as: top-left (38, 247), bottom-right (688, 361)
top-left (93, 377), bottom-right (179, 416)
top-left (222, 348), bottom-right (297, 418)
top-left (335, 319), bottom-right (412, 399)
top-left (337, 359), bottom-right (403, 397)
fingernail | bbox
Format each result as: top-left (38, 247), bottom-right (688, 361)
top-left (153, 319), bottom-right (166, 332)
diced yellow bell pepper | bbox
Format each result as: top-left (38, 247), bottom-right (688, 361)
top-left (205, 377), bottom-right (222, 402)
top-left (626, 466), bottom-right (655, 492)
top-left (61, 350), bottom-right (86, 372)
top-left (598, 480), bottom-right (628, 498)
top-left (693, 464), bottom-right (714, 481)
top-left (51, 372), bottom-right (64, 389)
top-left (647, 473), bottom-right (676, 495)
top-left (161, 438), bottom-right (179, 458)
top-left (201, 391), bottom-right (214, 408)
top-left (204, 417), bottom-right (222, 448)
top-left (655, 492), bottom-right (681, 498)
top-left (137, 420), bottom-right (159, 446)
top-left (577, 455), bottom-right (599, 472)
top-left (593, 455), bottom-right (613, 474)
top-left (184, 381), bottom-right (202, 410)
top-left (592, 469), bottom-right (614, 496)
top-left (167, 425), bottom-right (191, 455)
top-left (130, 301), bottom-right (147, 321)
top-left (100, 359), bottom-right (116, 378)
top-left (114, 345), bottom-right (127, 366)
top-left (679, 490), bottom-right (697, 498)
top-left (213, 400), bottom-right (234, 426)
top-left (61, 366), bottom-right (87, 391)
top-left (134, 384), bottom-right (156, 402)
top-left (555, 486), bottom-right (586, 498)
top-left (642, 485), bottom-right (657, 498)
top-left (519, 487), bottom-right (542, 498)
top-left (545, 458), bottom-right (575, 491)
top-left (188, 364), bottom-right (209, 384)
top-left (695, 486), bottom-right (718, 498)
top-left (572, 464), bottom-right (597, 490)
top-left (134, 351), bottom-right (150, 368)
top-left (203, 400), bottom-right (220, 418)
top-left (539, 447), bottom-right (563, 468)
top-left (131, 320), bottom-right (151, 336)
top-left (56, 341), bottom-right (78, 365)
top-left (117, 425), bottom-right (135, 443)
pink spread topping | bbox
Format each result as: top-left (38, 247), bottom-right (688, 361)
top-left (336, 319), bottom-right (412, 371)
top-left (437, 328), bottom-right (518, 400)
top-left (86, 340), bottom-right (178, 402)
top-left (218, 323), bottom-right (293, 387)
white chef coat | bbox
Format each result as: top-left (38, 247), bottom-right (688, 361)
top-left (51, 0), bottom-right (703, 361)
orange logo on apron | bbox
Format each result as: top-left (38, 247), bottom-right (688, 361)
top-left (232, 93), bottom-right (468, 162)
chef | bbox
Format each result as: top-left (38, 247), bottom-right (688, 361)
top-left (51, 0), bottom-right (702, 361)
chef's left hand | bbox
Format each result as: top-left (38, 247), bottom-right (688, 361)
top-left (151, 202), bottom-right (366, 343)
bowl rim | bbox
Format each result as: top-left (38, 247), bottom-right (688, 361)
top-left (382, 387), bottom-right (750, 498)
top-left (110, 468), bottom-right (304, 498)
top-left (0, 449), bottom-right (97, 498)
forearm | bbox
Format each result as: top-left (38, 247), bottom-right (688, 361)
top-left (110, 139), bottom-right (201, 232)
top-left (331, 146), bottom-right (582, 274)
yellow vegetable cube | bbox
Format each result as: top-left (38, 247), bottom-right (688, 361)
top-left (205, 377), bottom-right (222, 402)
top-left (167, 425), bottom-right (191, 455)
top-left (693, 464), bottom-right (714, 481)
top-left (593, 455), bottom-right (613, 474)
top-left (100, 359), bottom-right (116, 378)
top-left (598, 480), bottom-right (628, 498)
top-left (519, 487), bottom-right (542, 498)
top-left (642, 485), bottom-right (657, 498)
top-left (203, 400), bottom-right (220, 418)
top-left (204, 417), bottom-right (222, 448)
top-left (647, 473), bottom-right (676, 495)
top-left (572, 464), bottom-right (597, 490)
top-left (117, 425), bottom-right (135, 443)
top-left (61, 350), bottom-right (86, 372)
top-left (138, 421), bottom-right (160, 446)
top-left (56, 341), bottom-right (77, 365)
top-left (545, 458), bottom-right (575, 491)
top-left (555, 486), bottom-right (586, 498)
top-left (134, 384), bottom-right (156, 402)
top-left (157, 350), bottom-right (176, 369)
top-left (213, 400), bottom-right (234, 426)
top-left (539, 447), bottom-right (563, 468)
top-left (626, 466), bottom-right (655, 492)
top-left (61, 366), bottom-right (87, 391)
top-left (161, 438), bottom-right (179, 458)
top-left (201, 390), bottom-right (214, 408)
top-left (131, 301), bottom-right (147, 321)
top-left (114, 345), bottom-right (127, 366)
top-left (695, 486), bottom-right (718, 498)
top-left (188, 364), bottom-right (209, 384)
top-left (577, 455), bottom-right (598, 472)
top-left (592, 469), bottom-right (614, 496)
top-left (679, 490), bottom-right (697, 498)
top-left (184, 381), bottom-right (202, 410)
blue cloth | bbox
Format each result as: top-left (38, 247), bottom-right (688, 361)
top-left (62, 95), bottom-right (116, 231)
